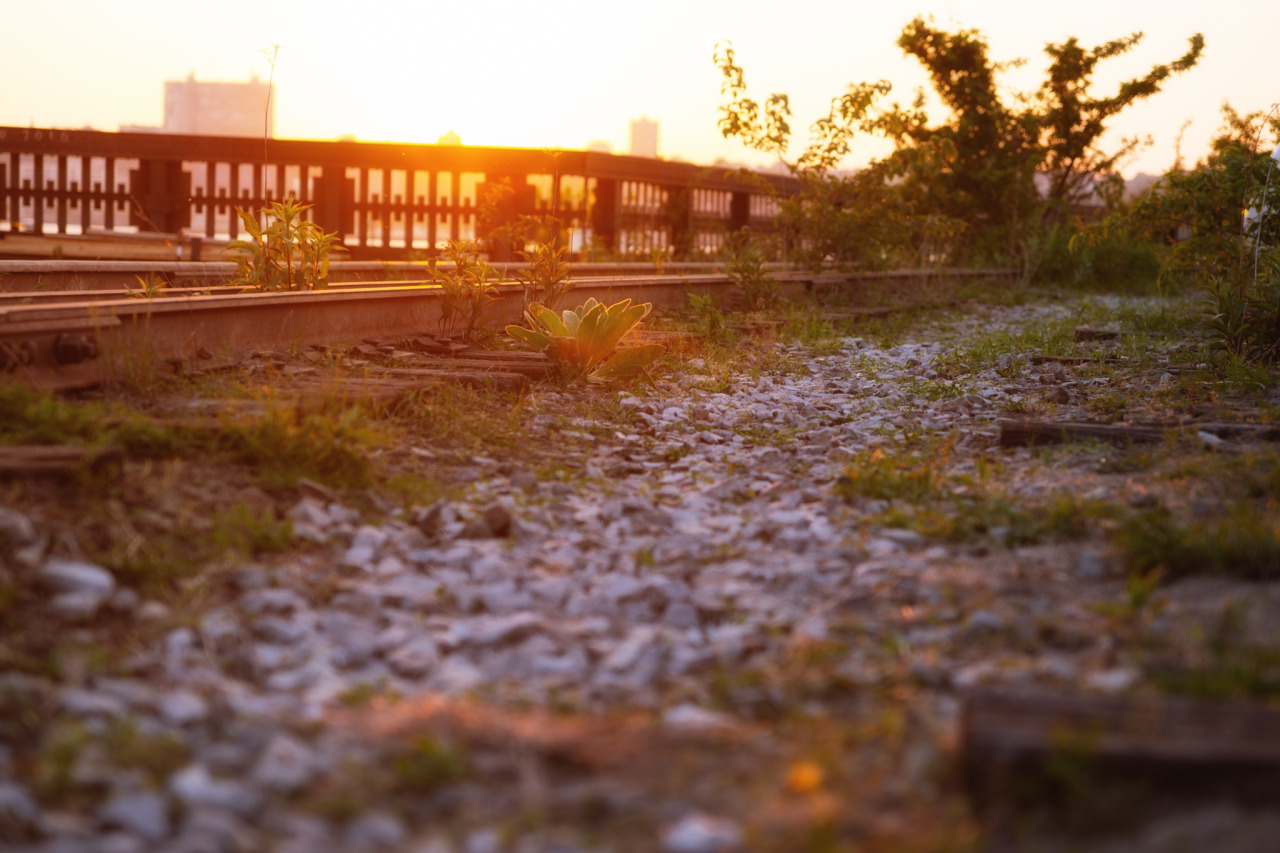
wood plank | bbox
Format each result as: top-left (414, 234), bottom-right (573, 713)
top-left (998, 418), bottom-right (1280, 448)
top-left (998, 419), bottom-right (1167, 447)
top-left (375, 368), bottom-right (530, 391)
top-left (0, 445), bottom-right (123, 478)
top-left (961, 688), bottom-right (1280, 770)
top-left (1030, 354), bottom-right (1121, 365)
top-left (417, 357), bottom-right (552, 378)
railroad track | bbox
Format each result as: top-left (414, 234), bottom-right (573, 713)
top-left (0, 268), bottom-right (1016, 390)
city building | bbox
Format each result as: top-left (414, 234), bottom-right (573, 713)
top-left (128, 72), bottom-right (273, 137)
top-left (628, 117), bottom-right (658, 158)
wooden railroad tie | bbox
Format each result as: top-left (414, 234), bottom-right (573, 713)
top-left (961, 688), bottom-right (1280, 795)
top-left (0, 445), bottom-right (124, 479)
top-left (997, 418), bottom-right (1280, 448)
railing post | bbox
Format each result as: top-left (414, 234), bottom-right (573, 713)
top-left (591, 178), bottom-right (619, 254)
top-left (129, 159), bottom-right (191, 234)
top-left (729, 190), bottom-right (751, 234)
top-left (478, 173), bottom-right (533, 261)
top-left (665, 186), bottom-right (693, 260)
top-left (314, 167), bottom-right (353, 243)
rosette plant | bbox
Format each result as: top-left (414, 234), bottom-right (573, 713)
top-left (506, 298), bottom-right (665, 386)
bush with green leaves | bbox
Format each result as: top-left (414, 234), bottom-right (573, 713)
top-left (1120, 106), bottom-right (1280, 361)
top-left (714, 23), bottom-right (1203, 273)
top-left (516, 241), bottom-right (574, 310)
top-left (226, 197), bottom-right (344, 292)
top-left (723, 230), bottom-right (781, 311)
top-left (506, 298), bottom-right (665, 386)
top-left (431, 240), bottom-right (503, 340)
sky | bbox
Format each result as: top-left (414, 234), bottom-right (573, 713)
top-left (4, 0), bottom-right (1277, 178)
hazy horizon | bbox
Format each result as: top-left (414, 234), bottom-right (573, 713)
top-left (5, 1), bottom-right (1278, 179)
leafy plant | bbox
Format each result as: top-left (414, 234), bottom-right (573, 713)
top-left (226, 196), bottom-right (345, 292)
top-left (126, 273), bottom-right (169, 299)
top-left (506, 298), bottom-right (666, 386)
top-left (432, 240), bottom-right (504, 339)
top-left (686, 292), bottom-right (725, 341)
top-left (714, 22), bottom-right (1203, 273)
top-left (516, 241), bottom-right (574, 310)
top-left (724, 230), bottom-right (781, 311)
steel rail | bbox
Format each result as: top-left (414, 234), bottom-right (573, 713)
top-left (0, 269), bottom-right (1017, 390)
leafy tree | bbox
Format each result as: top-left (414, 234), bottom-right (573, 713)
top-left (1037, 31), bottom-right (1204, 217)
top-left (713, 42), bottom-right (912, 270)
top-left (877, 18), bottom-right (1203, 262)
top-left (714, 19), bottom-right (1204, 273)
top-left (1125, 105), bottom-right (1280, 283)
top-left (1115, 105), bottom-right (1280, 362)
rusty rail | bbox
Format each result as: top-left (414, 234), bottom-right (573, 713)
top-left (0, 267), bottom-right (1019, 391)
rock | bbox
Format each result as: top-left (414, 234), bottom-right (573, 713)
top-left (253, 734), bottom-right (318, 793)
top-left (343, 812), bottom-right (408, 851)
top-left (50, 590), bottom-right (111, 619)
top-left (98, 791), bottom-right (170, 842)
top-left (413, 502), bottom-right (455, 539)
top-left (663, 813), bottom-right (743, 853)
top-left (1073, 552), bottom-right (1109, 580)
top-left (60, 688), bottom-right (127, 717)
top-left (170, 765), bottom-right (262, 816)
top-left (662, 704), bottom-right (735, 733)
top-left (1084, 667), bottom-right (1138, 694)
top-left (0, 779), bottom-right (39, 828)
top-left (343, 525), bottom-right (388, 570)
top-left (386, 636), bottom-right (441, 678)
top-left (159, 690), bottom-right (210, 726)
top-left (964, 610), bottom-right (1004, 635)
top-left (38, 557), bottom-right (115, 598)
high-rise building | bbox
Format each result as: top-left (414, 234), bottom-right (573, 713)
top-left (160, 73), bottom-right (273, 137)
top-left (628, 117), bottom-right (658, 158)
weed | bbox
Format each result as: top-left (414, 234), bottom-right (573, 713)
top-left (507, 298), bottom-right (666, 386)
top-left (1116, 504), bottom-right (1280, 581)
top-left (433, 240), bottom-right (503, 340)
top-left (100, 716), bottom-right (190, 782)
top-left (835, 448), bottom-right (945, 503)
top-left (389, 734), bottom-right (470, 793)
top-left (125, 272), bottom-right (169, 299)
top-left (335, 681), bottom-right (399, 708)
top-left (226, 196), bottom-right (345, 292)
top-left (516, 241), bottom-right (574, 310)
top-left (209, 502), bottom-right (293, 555)
top-left (724, 229), bottom-right (781, 312)
top-left (686, 292), bottom-right (726, 342)
top-left (221, 401), bottom-right (377, 490)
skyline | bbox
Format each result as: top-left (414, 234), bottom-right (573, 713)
top-left (5, 1), bottom-right (1278, 178)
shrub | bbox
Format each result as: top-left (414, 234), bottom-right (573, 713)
top-left (226, 197), bottom-right (344, 292)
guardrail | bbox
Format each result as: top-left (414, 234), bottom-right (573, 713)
top-left (0, 126), bottom-right (797, 261)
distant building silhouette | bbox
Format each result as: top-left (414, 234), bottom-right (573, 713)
top-left (586, 139), bottom-right (614, 154)
top-left (628, 117), bottom-right (658, 158)
top-left (121, 73), bottom-right (272, 137)
top-left (437, 130), bottom-right (462, 146)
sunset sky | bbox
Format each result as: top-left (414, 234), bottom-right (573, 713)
top-left (5, 0), bottom-right (1277, 177)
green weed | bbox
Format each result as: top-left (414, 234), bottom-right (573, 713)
top-left (389, 734), bottom-right (470, 794)
top-left (1116, 503), bottom-right (1280, 581)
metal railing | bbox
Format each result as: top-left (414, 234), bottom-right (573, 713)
top-left (0, 126), bottom-right (796, 260)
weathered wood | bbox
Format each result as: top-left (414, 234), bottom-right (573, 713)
top-left (961, 688), bottom-right (1280, 771)
top-left (376, 367), bottom-right (529, 391)
top-left (1030, 354), bottom-right (1121, 366)
top-left (998, 419), bottom-right (1168, 447)
top-left (417, 357), bottom-right (552, 378)
top-left (823, 306), bottom-right (893, 320)
top-left (998, 418), bottom-right (1280, 448)
top-left (1074, 327), bottom-right (1120, 342)
top-left (0, 445), bottom-right (123, 478)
